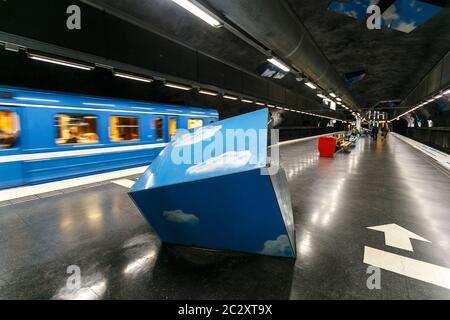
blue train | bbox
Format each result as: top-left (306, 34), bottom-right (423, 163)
top-left (0, 86), bottom-right (219, 189)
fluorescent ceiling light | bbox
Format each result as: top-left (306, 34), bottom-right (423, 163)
top-left (267, 58), bottom-right (290, 72)
top-left (267, 104), bottom-right (275, 108)
top-left (330, 101), bottom-right (336, 111)
top-left (276, 106), bottom-right (283, 110)
top-left (199, 89), bottom-right (218, 96)
top-left (336, 101), bottom-right (342, 105)
top-left (433, 94), bottom-right (443, 99)
top-left (113, 71), bottom-right (153, 83)
top-left (83, 102), bottom-right (116, 107)
top-left (443, 89), bottom-right (450, 95)
top-left (256, 102), bottom-right (266, 106)
top-left (28, 53), bottom-right (94, 71)
top-left (336, 97), bottom-right (342, 102)
top-left (241, 98), bottom-right (253, 104)
top-left (165, 82), bottom-right (192, 91)
top-left (329, 93), bottom-right (337, 98)
top-left (15, 97), bottom-right (60, 103)
top-left (317, 94), bottom-right (327, 99)
top-left (171, 0), bottom-right (222, 28)
top-left (223, 94), bottom-right (238, 101)
top-left (305, 82), bottom-right (317, 90)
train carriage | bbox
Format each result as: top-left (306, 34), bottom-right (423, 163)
top-left (0, 86), bottom-right (219, 189)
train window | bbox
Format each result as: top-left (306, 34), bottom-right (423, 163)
top-left (55, 114), bottom-right (99, 145)
top-left (169, 118), bottom-right (177, 139)
top-left (154, 118), bottom-right (164, 140)
top-left (188, 119), bottom-right (204, 129)
top-left (110, 116), bottom-right (140, 142)
top-left (0, 111), bottom-right (19, 149)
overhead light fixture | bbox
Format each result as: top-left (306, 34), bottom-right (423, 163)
top-left (433, 94), bottom-right (443, 99)
top-left (15, 97), bottom-right (60, 103)
top-left (317, 93), bottom-right (327, 99)
top-left (171, 0), bottom-right (222, 28)
top-left (28, 52), bottom-right (94, 71)
top-left (276, 106), bottom-right (283, 110)
top-left (223, 94), bottom-right (238, 101)
top-left (113, 71), bottom-right (153, 83)
top-left (329, 93), bottom-right (337, 98)
top-left (241, 98), bottom-right (254, 104)
top-left (305, 82), bottom-right (317, 90)
top-left (267, 104), bottom-right (275, 108)
top-left (336, 97), bottom-right (342, 102)
top-left (165, 82), bottom-right (192, 91)
top-left (443, 89), bottom-right (450, 95)
top-left (267, 57), bottom-right (290, 72)
top-left (330, 101), bottom-right (337, 111)
top-left (256, 102), bottom-right (266, 106)
top-left (199, 89), bottom-right (218, 96)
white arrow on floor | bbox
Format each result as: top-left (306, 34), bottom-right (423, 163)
top-left (364, 246), bottom-right (450, 290)
top-left (367, 224), bottom-right (431, 252)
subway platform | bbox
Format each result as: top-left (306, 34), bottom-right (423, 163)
top-left (0, 134), bottom-right (449, 300)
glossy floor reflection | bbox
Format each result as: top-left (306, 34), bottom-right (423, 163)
top-left (0, 135), bottom-right (449, 299)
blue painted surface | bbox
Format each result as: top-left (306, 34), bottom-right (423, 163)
top-left (131, 108), bottom-right (268, 192)
top-left (129, 109), bottom-right (296, 258)
top-left (328, 0), bottom-right (443, 33)
top-left (0, 86), bottom-right (218, 189)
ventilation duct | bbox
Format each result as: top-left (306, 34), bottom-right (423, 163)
top-left (202, 0), bottom-right (360, 111)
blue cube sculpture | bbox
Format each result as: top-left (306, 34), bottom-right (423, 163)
top-left (129, 109), bottom-right (296, 258)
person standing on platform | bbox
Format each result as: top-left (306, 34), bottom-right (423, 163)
top-left (382, 125), bottom-right (390, 140)
top-left (372, 125), bottom-right (379, 141)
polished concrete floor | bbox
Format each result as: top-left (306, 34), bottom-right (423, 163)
top-left (0, 135), bottom-right (449, 299)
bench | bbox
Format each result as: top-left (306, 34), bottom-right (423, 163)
top-left (336, 138), bottom-right (355, 154)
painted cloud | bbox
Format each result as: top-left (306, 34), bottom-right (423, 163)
top-left (261, 235), bottom-right (293, 257)
top-left (163, 210), bottom-right (200, 225)
top-left (328, 0), bottom-right (443, 34)
top-left (186, 150), bottom-right (252, 175)
top-left (173, 125), bottom-right (222, 148)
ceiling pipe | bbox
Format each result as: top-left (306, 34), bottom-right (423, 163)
top-left (201, 0), bottom-right (361, 111)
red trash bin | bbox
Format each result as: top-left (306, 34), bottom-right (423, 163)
top-left (318, 137), bottom-right (337, 158)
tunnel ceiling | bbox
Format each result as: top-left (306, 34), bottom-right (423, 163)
top-left (81, 0), bottom-right (350, 114)
top-left (83, 0), bottom-right (450, 116)
top-left (286, 0), bottom-right (450, 109)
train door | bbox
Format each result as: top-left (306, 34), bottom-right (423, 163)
top-left (168, 116), bottom-right (178, 142)
top-left (149, 116), bottom-right (166, 142)
top-left (0, 107), bottom-right (24, 189)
